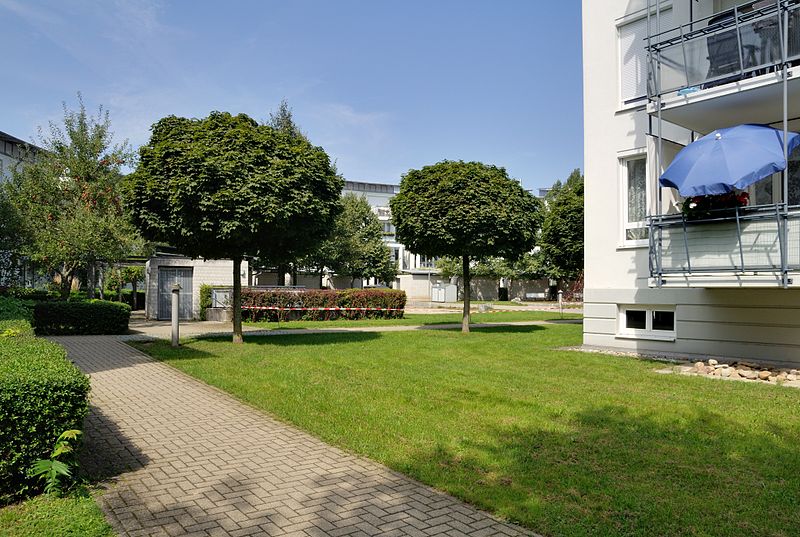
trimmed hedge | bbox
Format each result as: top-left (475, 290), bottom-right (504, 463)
top-left (0, 298), bottom-right (90, 504)
top-left (241, 288), bottom-right (406, 322)
top-left (33, 300), bottom-right (131, 335)
top-left (0, 287), bottom-right (58, 302)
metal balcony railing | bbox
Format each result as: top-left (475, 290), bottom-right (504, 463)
top-left (648, 204), bottom-right (800, 279)
top-left (647, 0), bottom-right (800, 99)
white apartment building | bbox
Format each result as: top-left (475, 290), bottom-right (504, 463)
top-left (583, 0), bottom-right (800, 365)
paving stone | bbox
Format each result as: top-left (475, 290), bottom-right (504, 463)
top-left (52, 336), bottom-right (535, 537)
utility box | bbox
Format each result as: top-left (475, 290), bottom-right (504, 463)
top-left (431, 283), bottom-right (457, 303)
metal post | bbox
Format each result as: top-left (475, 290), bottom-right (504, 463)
top-left (735, 206), bottom-right (745, 271)
top-left (734, 6), bottom-right (746, 76)
top-left (782, 1), bottom-right (790, 287)
top-left (558, 290), bottom-right (564, 319)
top-left (681, 214), bottom-right (692, 273)
top-left (171, 283), bottom-right (181, 348)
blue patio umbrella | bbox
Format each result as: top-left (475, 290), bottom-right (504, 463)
top-left (659, 124), bottom-right (800, 197)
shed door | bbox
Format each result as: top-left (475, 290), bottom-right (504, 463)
top-left (158, 268), bottom-right (193, 320)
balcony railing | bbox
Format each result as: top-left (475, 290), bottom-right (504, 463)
top-left (647, 0), bottom-right (800, 99)
top-left (649, 204), bottom-right (800, 281)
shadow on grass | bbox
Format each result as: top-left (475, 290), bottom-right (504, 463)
top-left (429, 325), bottom-right (547, 334)
top-left (406, 404), bottom-right (800, 537)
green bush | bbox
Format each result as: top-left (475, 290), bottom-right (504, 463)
top-left (241, 288), bottom-right (406, 322)
top-left (0, 288), bottom-right (58, 302)
top-left (0, 301), bottom-right (90, 504)
top-left (32, 300), bottom-right (131, 335)
top-left (199, 284), bottom-right (212, 321)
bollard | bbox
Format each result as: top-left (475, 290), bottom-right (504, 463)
top-left (171, 283), bottom-right (181, 348)
top-left (558, 289), bottom-right (564, 319)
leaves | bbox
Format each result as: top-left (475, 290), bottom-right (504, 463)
top-left (538, 169), bottom-right (584, 282)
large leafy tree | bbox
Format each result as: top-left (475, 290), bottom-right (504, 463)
top-left (6, 98), bottom-right (140, 298)
top-left (0, 188), bottom-right (28, 286)
top-left (391, 160), bottom-right (540, 332)
top-left (125, 111), bottom-right (342, 342)
top-left (538, 169), bottom-right (584, 287)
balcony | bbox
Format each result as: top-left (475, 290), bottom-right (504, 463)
top-left (647, 0), bottom-right (800, 132)
top-left (648, 204), bottom-right (800, 287)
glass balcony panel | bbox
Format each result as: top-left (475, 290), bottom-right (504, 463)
top-left (648, 2), bottom-right (800, 98)
top-left (651, 207), bottom-right (800, 275)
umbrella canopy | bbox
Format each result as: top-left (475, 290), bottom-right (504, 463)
top-left (659, 124), bottom-right (800, 197)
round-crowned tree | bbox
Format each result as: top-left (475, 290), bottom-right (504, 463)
top-left (125, 111), bottom-right (343, 342)
top-left (390, 160), bottom-right (540, 332)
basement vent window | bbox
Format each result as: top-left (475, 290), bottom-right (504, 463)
top-left (618, 306), bottom-right (676, 341)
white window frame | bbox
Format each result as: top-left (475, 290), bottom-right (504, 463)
top-left (617, 305), bottom-right (676, 341)
top-left (619, 149), bottom-right (650, 247)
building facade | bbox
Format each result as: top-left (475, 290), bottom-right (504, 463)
top-left (583, 0), bottom-right (800, 365)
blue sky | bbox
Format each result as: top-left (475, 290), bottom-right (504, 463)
top-left (0, 1), bottom-right (583, 190)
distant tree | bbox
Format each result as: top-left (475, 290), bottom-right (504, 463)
top-left (391, 160), bottom-right (540, 332)
top-left (125, 111), bottom-right (342, 342)
top-left (268, 99), bottom-right (305, 140)
top-left (538, 168), bottom-right (584, 288)
top-left (6, 97), bottom-right (140, 298)
top-left (0, 189), bottom-right (28, 285)
top-left (305, 193), bottom-right (396, 287)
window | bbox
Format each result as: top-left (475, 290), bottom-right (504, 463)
top-left (619, 305), bottom-right (676, 339)
top-left (622, 155), bottom-right (649, 243)
top-left (618, 9), bottom-right (673, 104)
top-left (418, 255), bottom-right (437, 269)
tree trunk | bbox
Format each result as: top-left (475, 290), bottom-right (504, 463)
top-left (462, 255), bottom-right (471, 333)
top-left (318, 270), bottom-right (324, 289)
top-left (87, 264), bottom-right (95, 299)
top-left (292, 267), bottom-right (298, 286)
top-left (98, 265), bottom-right (105, 300)
top-left (132, 280), bottom-right (138, 310)
top-left (276, 266), bottom-right (284, 286)
top-left (232, 257), bottom-right (243, 344)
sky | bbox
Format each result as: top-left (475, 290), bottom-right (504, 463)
top-left (0, 0), bottom-right (583, 191)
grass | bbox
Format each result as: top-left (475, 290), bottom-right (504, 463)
top-left (133, 325), bottom-right (800, 537)
top-left (243, 309), bottom-right (581, 330)
top-left (0, 489), bottom-right (113, 537)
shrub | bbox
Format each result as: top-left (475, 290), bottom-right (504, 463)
top-left (241, 288), bottom-right (406, 322)
top-left (0, 288), bottom-right (58, 302)
top-left (32, 300), bottom-right (131, 335)
top-left (0, 296), bottom-right (34, 336)
top-left (199, 284), bottom-right (212, 321)
top-left (0, 310), bottom-right (89, 504)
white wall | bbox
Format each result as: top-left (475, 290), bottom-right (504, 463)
top-left (145, 257), bottom-right (248, 320)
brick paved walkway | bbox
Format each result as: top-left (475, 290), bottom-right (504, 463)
top-left (54, 336), bottom-right (534, 537)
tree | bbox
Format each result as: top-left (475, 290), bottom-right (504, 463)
top-left (391, 160), bottom-right (540, 332)
top-left (6, 97), bottom-right (140, 298)
top-left (0, 188), bottom-right (28, 286)
top-left (538, 169), bottom-right (584, 288)
top-left (303, 193), bottom-right (397, 287)
top-left (268, 99), bottom-right (305, 140)
top-left (125, 111), bottom-right (342, 343)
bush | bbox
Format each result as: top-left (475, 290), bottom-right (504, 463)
top-left (241, 288), bottom-right (406, 322)
top-left (0, 301), bottom-right (90, 504)
top-left (0, 288), bottom-right (58, 302)
top-left (32, 300), bottom-right (131, 335)
top-left (199, 284), bottom-right (212, 321)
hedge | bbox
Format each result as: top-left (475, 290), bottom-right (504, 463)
top-left (241, 288), bottom-right (406, 322)
top-left (0, 298), bottom-right (90, 504)
top-left (33, 300), bottom-right (131, 335)
top-left (0, 287), bottom-right (58, 302)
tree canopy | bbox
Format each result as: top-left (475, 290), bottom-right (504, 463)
top-left (538, 168), bottom-right (584, 284)
top-left (5, 97), bottom-right (141, 297)
top-left (125, 110), bottom-right (343, 342)
top-left (391, 160), bottom-right (540, 331)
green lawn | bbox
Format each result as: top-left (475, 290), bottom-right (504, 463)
top-left (133, 325), bottom-right (800, 537)
top-left (0, 489), bottom-right (113, 537)
top-left (244, 309), bottom-right (581, 330)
